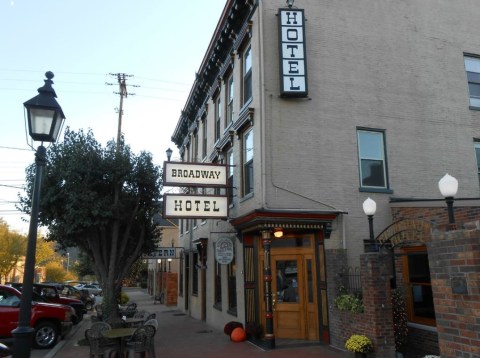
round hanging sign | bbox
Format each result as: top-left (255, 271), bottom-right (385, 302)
top-left (215, 237), bottom-right (234, 264)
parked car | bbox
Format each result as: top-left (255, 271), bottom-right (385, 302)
top-left (60, 284), bottom-right (95, 310)
top-left (8, 283), bottom-right (86, 325)
top-left (75, 283), bottom-right (102, 296)
top-left (0, 284), bottom-right (73, 349)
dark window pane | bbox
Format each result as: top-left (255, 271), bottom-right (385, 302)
top-left (411, 285), bottom-right (435, 319)
top-left (408, 253), bottom-right (431, 283)
top-left (467, 71), bottom-right (480, 83)
top-left (276, 260), bottom-right (298, 303)
top-left (468, 83), bottom-right (480, 97)
top-left (361, 159), bottom-right (385, 187)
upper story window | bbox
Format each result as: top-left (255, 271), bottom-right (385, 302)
top-left (357, 129), bottom-right (390, 191)
top-left (215, 95), bottom-right (222, 141)
top-left (243, 128), bottom-right (254, 196)
top-left (464, 55), bottom-right (480, 109)
top-left (226, 76), bottom-right (234, 126)
top-left (243, 46), bottom-right (252, 105)
top-left (193, 131), bottom-right (198, 162)
top-left (227, 149), bottom-right (234, 206)
top-left (475, 142), bottom-right (480, 188)
top-left (202, 118), bottom-right (207, 160)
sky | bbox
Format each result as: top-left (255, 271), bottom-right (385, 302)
top-left (0, 0), bottom-right (227, 234)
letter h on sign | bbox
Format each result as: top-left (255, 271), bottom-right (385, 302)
top-left (278, 8), bottom-right (308, 97)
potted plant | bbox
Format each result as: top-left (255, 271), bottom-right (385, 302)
top-left (345, 334), bottom-right (373, 357)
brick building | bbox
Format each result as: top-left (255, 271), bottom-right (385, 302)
top-left (166, 1), bottom-right (480, 356)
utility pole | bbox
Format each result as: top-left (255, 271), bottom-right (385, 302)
top-left (106, 73), bottom-right (139, 152)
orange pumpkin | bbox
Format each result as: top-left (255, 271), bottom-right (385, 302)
top-left (230, 327), bottom-right (247, 342)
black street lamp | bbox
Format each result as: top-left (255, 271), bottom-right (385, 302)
top-left (166, 147), bottom-right (173, 162)
top-left (12, 71), bottom-right (65, 358)
top-left (438, 173), bottom-right (458, 230)
top-left (362, 197), bottom-right (377, 252)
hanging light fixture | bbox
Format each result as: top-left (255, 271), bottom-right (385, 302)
top-left (273, 228), bottom-right (284, 238)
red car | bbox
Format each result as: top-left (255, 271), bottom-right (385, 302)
top-left (0, 285), bottom-right (73, 349)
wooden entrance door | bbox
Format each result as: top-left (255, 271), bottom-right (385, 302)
top-left (270, 252), bottom-right (319, 340)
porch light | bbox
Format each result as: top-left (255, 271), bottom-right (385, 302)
top-left (273, 228), bottom-right (284, 238)
top-left (438, 173), bottom-right (458, 230)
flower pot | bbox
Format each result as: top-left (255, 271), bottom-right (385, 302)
top-left (354, 353), bottom-right (367, 358)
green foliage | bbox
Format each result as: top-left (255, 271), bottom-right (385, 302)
top-left (392, 287), bottom-right (409, 352)
top-left (334, 293), bottom-right (364, 313)
top-left (119, 292), bottom-right (129, 305)
top-left (17, 128), bottom-right (163, 321)
top-left (0, 220), bottom-right (26, 282)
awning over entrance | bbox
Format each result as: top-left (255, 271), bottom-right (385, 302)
top-left (229, 208), bottom-right (342, 233)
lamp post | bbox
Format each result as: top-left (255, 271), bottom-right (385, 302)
top-left (362, 197), bottom-right (377, 252)
top-left (166, 147), bottom-right (173, 162)
top-left (12, 71), bottom-right (65, 358)
top-left (438, 173), bottom-right (458, 230)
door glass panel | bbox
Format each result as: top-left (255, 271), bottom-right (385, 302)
top-left (275, 260), bottom-right (298, 303)
top-left (306, 259), bottom-right (313, 303)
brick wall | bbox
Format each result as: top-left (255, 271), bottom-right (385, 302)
top-left (427, 229), bottom-right (480, 358)
top-left (327, 249), bottom-right (395, 357)
top-left (392, 206), bottom-right (480, 231)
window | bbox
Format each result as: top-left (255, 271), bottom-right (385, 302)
top-left (227, 149), bottom-right (234, 205)
top-left (464, 55), bottom-right (480, 108)
top-left (226, 76), bottom-right (234, 125)
top-left (228, 247), bottom-right (237, 313)
top-left (193, 131), bottom-right (198, 162)
top-left (402, 246), bottom-right (435, 326)
top-left (202, 118), bottom-right (207, 159)
top-left (215, 96), bottom-right (221, 141)
top-left (475, 142), bottom-right (480, 187)
top-left (243, 129), bottom-right (254, 196)
top-left (192, 252), bottom-right (199, 295)
top-left (214, 251), bottom-right (222, 308)
top-left (357, 129), bottom-right (389, 190)
top-left (243, 46), bottom-right (252, 104)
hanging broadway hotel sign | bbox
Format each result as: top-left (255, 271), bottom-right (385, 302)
top-left (163, 162), bottom-right (228, 219)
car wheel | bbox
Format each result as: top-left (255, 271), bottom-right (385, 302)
top-left (34, 321), bottom-right (59, 349)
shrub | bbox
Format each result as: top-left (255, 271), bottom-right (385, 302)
top-left (223, 321), bottom-right (243, 335)
top-left (392, 288), bottom-right (408, 352)
top-left (334, 293), bottom-right (364, 313)
top-left (119, 292), bottom-right (129, 305)
top-left (345, 334), bottom-right (373, 353)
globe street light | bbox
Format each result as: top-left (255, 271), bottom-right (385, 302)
top-left (438, 173), bottom-right (458, 230)
top-left (362, 197), bottom-right (377, 252)
top-left (12, 71), bottom-right (65, 358)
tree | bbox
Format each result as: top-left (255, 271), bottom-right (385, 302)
top-left (0, 220), bottom-right (27, 283)
top-left (35, 237), bottom-right (58, 267)
top-left (18, 129), bottom-right (162, 322)
top-left (45, 261), bottom-right (67, 282)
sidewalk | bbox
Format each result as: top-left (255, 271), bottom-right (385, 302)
top-left (52, 287), bottom-right (351, 358)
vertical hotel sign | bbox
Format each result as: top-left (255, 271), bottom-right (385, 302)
top-left (278, 8), bottom-right (308, 97)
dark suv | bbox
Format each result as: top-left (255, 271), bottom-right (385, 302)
top-left (8, 283), bottom-right (86, 325)
top-left (59, 284), bottom-right (95, 310)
